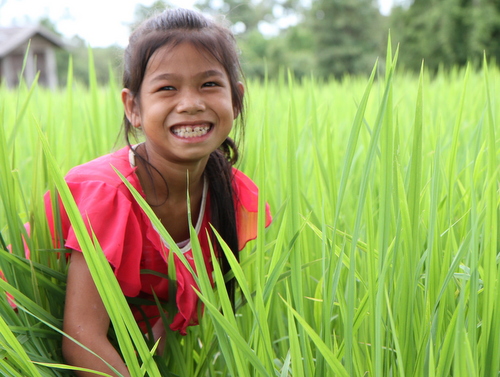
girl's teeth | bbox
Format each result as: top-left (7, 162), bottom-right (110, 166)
top-left (172, 125), bottom-right (210, 138)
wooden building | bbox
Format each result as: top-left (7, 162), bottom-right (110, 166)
top-left (0, 25), bottom-right (66, 89)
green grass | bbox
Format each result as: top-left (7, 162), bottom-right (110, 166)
top-left (0, 51), bottom-right (499, 376)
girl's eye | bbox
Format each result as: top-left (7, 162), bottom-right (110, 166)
top-left (159, 86), bottom-right (175, 91)
top-left (203, 82), bottom-right (219, 88)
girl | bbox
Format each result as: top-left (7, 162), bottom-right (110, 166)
top-left (46, 8), bottom-right (271, 376)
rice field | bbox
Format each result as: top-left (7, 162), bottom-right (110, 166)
top-left (0, 49), bottom-right (499, 376)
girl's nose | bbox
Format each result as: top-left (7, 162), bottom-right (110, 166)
top-left (176, 89), bottom-right (205, 114)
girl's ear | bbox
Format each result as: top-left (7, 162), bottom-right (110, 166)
top-left (233, 81), bottom-right (245, 119)
top-left (122, 89), bottom-right (141, 127)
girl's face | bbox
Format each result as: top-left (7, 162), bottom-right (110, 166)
top-left (123, 42), bottom-right (242, 167)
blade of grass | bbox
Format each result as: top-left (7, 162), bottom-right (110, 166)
top-left (36, 122), bottom-right (161, 376)
top-left (280, 291), bottom-right (349, 377)
top-left (0, 310), bottom-right (42, 376)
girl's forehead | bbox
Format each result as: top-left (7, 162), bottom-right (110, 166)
top-left (147, 42), bottom-right (224, 72)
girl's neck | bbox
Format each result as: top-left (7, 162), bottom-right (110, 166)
top-left (132, 143), bottom-right (207, 242)
top-left (134, 142), bottom-right (207, 202)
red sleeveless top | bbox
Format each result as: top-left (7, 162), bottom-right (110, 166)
top-left (44, 146), bottom-right (271, 335)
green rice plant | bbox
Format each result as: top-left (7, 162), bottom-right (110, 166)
top-left (0, 45), bottom-right (499, 376)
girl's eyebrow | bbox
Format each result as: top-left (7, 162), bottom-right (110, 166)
top-left (150, 70), bottom-right (226, 82)
top-left (150, 73), bottom-right (177, 82)
top-left (202, 69), bottom-right (225, 78)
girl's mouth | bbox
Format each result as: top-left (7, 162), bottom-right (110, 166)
top-left (171, 124), bottom-right (212, 138)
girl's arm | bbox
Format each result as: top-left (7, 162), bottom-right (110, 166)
top-left (62, 251), bottom-right (131, 377)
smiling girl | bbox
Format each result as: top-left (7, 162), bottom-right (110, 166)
top-left (46, 8), bottom-right (271, 376)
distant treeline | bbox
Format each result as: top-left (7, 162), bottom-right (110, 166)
top-left (51, 0), bottom-right (500, 85)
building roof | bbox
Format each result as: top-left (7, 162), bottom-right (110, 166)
top-left (0, 25), bottom-right (66, 58)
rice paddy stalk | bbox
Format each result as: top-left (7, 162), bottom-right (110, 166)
top-left (1, 47), bottom-right (499, 376)
top-left (480, 52), bottom-right (499, 377)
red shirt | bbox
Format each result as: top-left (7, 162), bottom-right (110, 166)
top-left (44, 146), bottom-right (271, 335)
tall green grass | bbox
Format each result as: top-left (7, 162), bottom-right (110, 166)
top-left (0, 51), bottom-right (499, 376)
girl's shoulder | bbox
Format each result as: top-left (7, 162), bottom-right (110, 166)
top-left (231, 167), bottom-right (260, 208)
top-left (65, 146), bottom-right (137, 189)
top-left (62, 146), bottom-right (143, 202)
top-left (231, 167), bottom-right (272, 250)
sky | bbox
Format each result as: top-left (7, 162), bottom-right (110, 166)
top-left (0, 0), bottom-right (395, 48)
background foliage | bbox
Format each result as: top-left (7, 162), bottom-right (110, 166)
top-left (35, 0), bottom-right (500, 85)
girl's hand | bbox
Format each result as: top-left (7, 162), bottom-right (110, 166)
top-left (151, 316), bottom-right (167, 355)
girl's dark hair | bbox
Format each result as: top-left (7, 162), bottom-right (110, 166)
top-left (122, 8), bottom-right (244, 303)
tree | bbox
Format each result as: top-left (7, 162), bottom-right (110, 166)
top-left (389, 0), bottom-right (500, 73)
top-left (443, 0), bottom-right (473, 67)
top-left (469, 0), bottom-right (500, 64)
top-left (389, 0), bottom-right (476, 72)
top-left (237, 25), bottom-right (315, 80)
top-left (389, 0), bottom-right (443, 72)
top-left (195, 0), bottom-right (304, 35)
top-left (194, 0), bottom-right (314, 79)
top-left (309, 0), bottom-right (383, 78)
